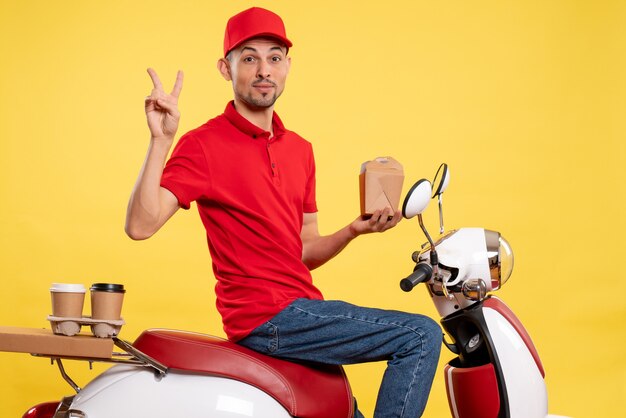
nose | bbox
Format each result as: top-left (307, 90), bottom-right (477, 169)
top-left (256, 60), bottom-right (271, 79)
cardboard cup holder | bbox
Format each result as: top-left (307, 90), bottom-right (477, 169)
top-left (47, 283), bottom-right (126, 338)
top-left (47, 315), bottom-right (125, 338)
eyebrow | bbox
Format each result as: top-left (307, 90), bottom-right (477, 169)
top-left (240, 45), bottom-right (286, 54)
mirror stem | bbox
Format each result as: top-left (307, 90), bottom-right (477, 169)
top-left (418, 213), bottom-right (452, 299)
top-left (418, 213), bottom-right (440, 275)
top-left (438, 194), bottom-right (445, 234)
top-left (418, 214), bottom-right (435, 250)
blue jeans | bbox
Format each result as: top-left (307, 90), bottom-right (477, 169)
top-left (237, 298), bottom-right (442, 418)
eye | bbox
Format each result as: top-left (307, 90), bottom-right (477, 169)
top-left (242, 56), bottom-right (255, 63)
top-left (270, 55), bottom-right (284, 63)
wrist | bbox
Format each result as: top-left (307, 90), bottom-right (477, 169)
top-left (347, 223), bottom-right (360, 240)
top-left (150, 135), bottom-right (174, 147)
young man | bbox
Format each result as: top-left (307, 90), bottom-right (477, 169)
top-left (125, 7), bottom-right (441, 418)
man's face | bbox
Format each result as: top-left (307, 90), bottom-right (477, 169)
top-left (220, 38), bottom-right (291, 110)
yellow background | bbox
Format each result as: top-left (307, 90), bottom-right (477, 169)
top-left (1, 0), bottom-right (624, 416)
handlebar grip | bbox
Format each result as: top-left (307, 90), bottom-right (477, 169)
top-left (400, 263), bottom-right (433, 292)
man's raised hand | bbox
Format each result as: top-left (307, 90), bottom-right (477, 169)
top-left (145, 68), bottom-right (184, 141)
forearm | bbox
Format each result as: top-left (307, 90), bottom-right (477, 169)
top-left (302, 224), bottom-right (357, 270)
top-left (125, 139), bottom-right (174, 239)
top-left (301, 209), bottom-right (401, 270)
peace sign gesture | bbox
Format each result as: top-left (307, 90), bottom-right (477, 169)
top-left (145, 68), bottom-right (184, 141)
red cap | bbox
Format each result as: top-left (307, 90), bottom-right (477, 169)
top-left (223, 7), bottom-right (292, 57)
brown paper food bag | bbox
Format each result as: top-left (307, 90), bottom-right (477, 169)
top-left (359, 157), bottom-right (404, 216)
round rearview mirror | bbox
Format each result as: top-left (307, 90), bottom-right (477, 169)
top-left (402, 179), bottom-right (432, 219)
top-left (432, 163), bottom-right (450, 198)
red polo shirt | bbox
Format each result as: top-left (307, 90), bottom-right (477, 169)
top-left (161, 102), bottom-right (324, 341)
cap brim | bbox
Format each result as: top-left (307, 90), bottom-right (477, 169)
top-left (225, 33), bottom-right (292, 57)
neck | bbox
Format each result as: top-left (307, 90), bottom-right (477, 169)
top-left (233, 99), bottom-right (275, 136)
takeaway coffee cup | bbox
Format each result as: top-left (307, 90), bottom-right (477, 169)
top-left (50, 283), bottom-right (86, 318)
top-left (90, 283), bottom-right (125, 320)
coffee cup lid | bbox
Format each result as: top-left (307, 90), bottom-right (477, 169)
top-left (90, 283), bottom-right (126, 293)
top-left (50, 283), bottom-right (86, 293)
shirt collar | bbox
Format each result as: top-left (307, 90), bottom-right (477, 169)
top-left (223, 101), bottom-right (286, 140)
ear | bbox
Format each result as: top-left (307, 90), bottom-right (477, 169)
top-left (217, 58), bottom-right (232, 81)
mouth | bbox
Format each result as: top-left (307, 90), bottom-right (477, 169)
top-left (253, 81), bottom-right (277, 90)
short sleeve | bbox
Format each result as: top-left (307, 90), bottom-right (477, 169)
top-left (160, 134), bottom-right (210, 210)
top-left (303, 143), bottom-right (318, 213)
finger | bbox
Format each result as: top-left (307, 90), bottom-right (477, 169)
top-left (369, 210), bottom-right (382, 226)
top-left (147, 67), bottom-right (164, 90)
top-left (155, 98), bottom-right (180, 117)
top-left (144, 96), bottom-right (155, 110)
top-left (151, 86), bottom-right (173, 102)
top-left (170, 70), bottom-right (184, 98)
top-left (144, 94), bottom-right (159, 109)
top-left (378, 207), bottom-right (393, 225)
top-left (382, 211), bottom-right (401, 231)
top-left (372, 208), bottom-right (394, 231)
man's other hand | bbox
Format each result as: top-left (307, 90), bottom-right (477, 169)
top-left (348, 208), bottom-right (402, 237)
